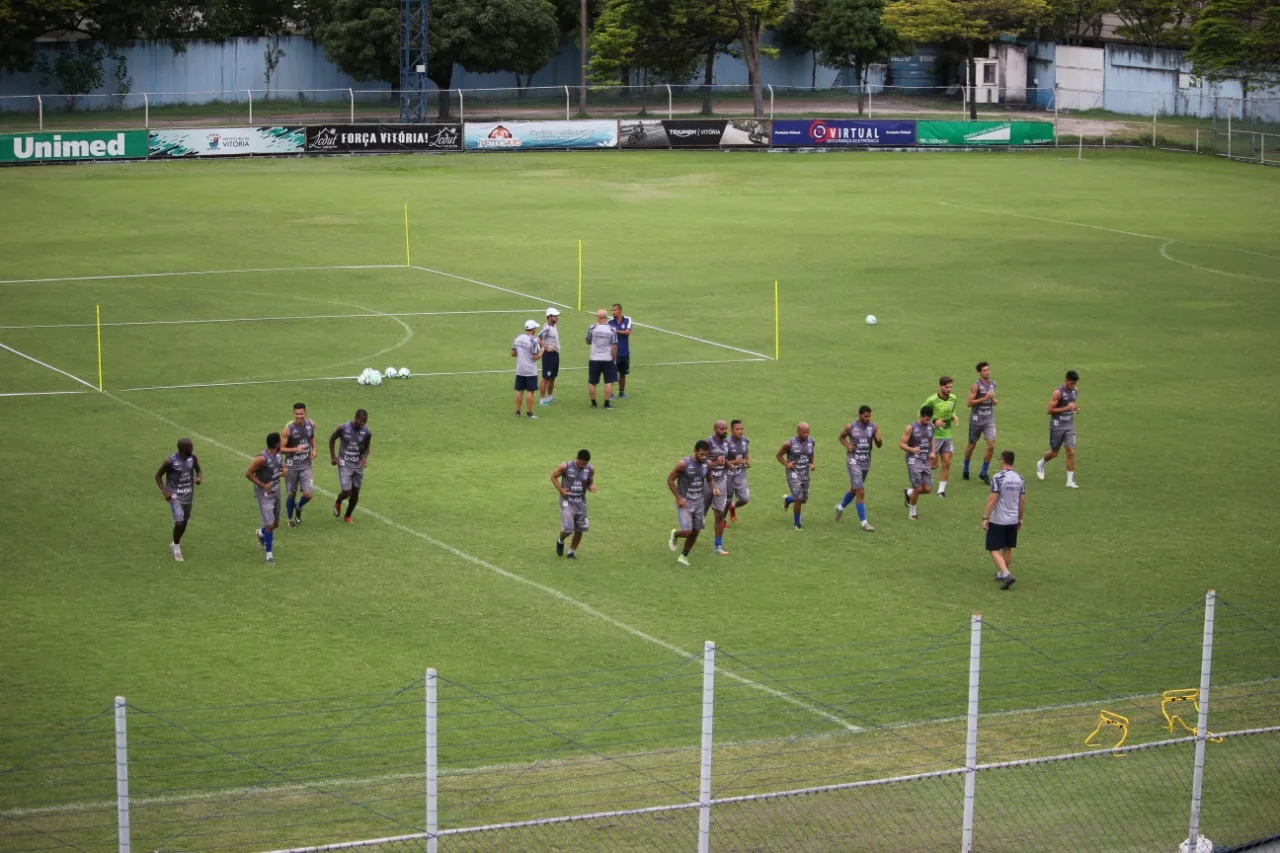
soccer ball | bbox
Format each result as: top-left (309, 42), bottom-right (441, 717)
top-left (367, 371), bottom-right (383, 387)
top-left (865, 314), bottom-right (878, 326)
top-left (356, 369), bottom-right (371, 385)
top-left (385, 367), bottom-right (397, 379)
top-left (1178, 834), bottom-right (1213, 853)
top-left (398, 367), bottom-right (410, 378)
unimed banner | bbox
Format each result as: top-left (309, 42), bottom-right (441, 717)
top-left (771, 119), bottom-right (917, 147)
top-left (1, 130), bottom-right (147, 164)
top-left (464, 121), bottom-right (617, 150)
top-left (916, 121), bottom-right (1055, 146)
top-left (619, 120), bottom-right (770, 148)
top-left (306, 124), bottom-right (462, 153)
top-left (148, 127), bottom-right (305, 157)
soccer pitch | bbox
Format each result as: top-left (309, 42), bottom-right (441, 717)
top-left (1, 149), bottom-right (1279, 843)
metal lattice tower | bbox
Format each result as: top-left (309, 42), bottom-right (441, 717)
top-left (400, 0), bottom-right (429, 123)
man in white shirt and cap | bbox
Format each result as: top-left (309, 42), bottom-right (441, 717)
top-left (512, 319), bottom-right (543, 419)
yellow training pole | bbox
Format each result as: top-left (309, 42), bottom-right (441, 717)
top-left (96, 304), bottom-right (104, 391)
top-left (577, 240), bottom-right (583, 312)
top-left (774, 281), bottom-right (780, 360)
top-left (404, 203), bottom-right (411, 266)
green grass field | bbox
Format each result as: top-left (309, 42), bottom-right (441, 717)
top-left (1, 149), bottom-right (1279, 851)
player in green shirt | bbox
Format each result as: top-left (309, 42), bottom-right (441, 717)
top-left (923, 376), bottom-right (960, 497)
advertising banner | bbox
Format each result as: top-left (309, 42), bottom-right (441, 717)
top-left (464, 121), bottom-right (617, 151)
top-left (1, 130), bottom-right (147, 164)
top-left (305, 124), bottom-right (462, 153)
top-left (916, 121), bottom-right (1055, 146)
top-left (771, 119), bottom-right (917, 147)
top-left (148, 127), bottom-right (305, 158)
top-left (620, 120), bottom-right (770, 148)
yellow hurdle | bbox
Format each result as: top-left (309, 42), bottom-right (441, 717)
top-left (1161, 689), bottom-right (1223, 742)
top-left (1084, 710), bottom-right (1130, 752)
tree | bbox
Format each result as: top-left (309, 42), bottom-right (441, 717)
top-left (884, 0), bottom-right (1047, 118)
top-left (457, 0), bottom-right (560, 92)
top-left (1113, 0), bottom-right (1200, 46)
top-left (588, 0), bottom-right (706, 108)
top-left (722, 0), bottom-right (789, 117)
top-left (774, 0), bottom-right (827, 89)
top-left (811, 0), bottom-right (908, 113)
top-left (1189, 0), bottom-right (1280, 92)
top-left (1039, 0), bottom-right (1115, 44)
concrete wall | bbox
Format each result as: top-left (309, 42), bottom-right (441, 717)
top-left (1055, 45), bottom-right (1105, 110)
top-left (1104, 43), bottom-right (1280, 122)
top-left (992, 44), bottom-right (1027, 103)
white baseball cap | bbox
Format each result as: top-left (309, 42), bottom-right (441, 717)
top-left (545, 308), bottom-right (560, 316)
top-left (525, 319), bottom-right (539, 330)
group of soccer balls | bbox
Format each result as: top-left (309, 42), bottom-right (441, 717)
top-left (357, 367), bottom-right (411, 386)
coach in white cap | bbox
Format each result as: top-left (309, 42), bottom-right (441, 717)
top-left (512, 319), bottom-right (542, 419)
top-left (538, 308), bottom-right (561, 406)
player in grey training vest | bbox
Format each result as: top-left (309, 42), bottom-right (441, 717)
top-left (706, 420), bottom-right (731, 555)
top-left (155, 437), bottom-right (202, 562)
top-left (245, 432), bottom-right (284, 565)
top-left (725, 419), bottom-right (751, 522)
top-left (900, 406), bottom-right (936, 521)
top-left (551, 449), bottom-right (596, 558)
top-left (585, 309), bottom-right (618, 409)
top-left (778, 423), bottom-right (815, 530)
top-left (964, 362), bottom-right (998, 484)
top-left (667, 440), bottom-right (711, 565)
top-left (281, 403), bottom-right (317, 527)
top-left (983, 450), bottom-right (1026, 590)
top-left (1036, 370), bottom-right (1080, 488)
top-left (836, 406), bottom-right (882, 532)
top-left (512, 320), bottom-right (543, 418)
top-left (538, 308), bottom-right (561, 406)
top-left (329, 409), bottom-right (372, 522)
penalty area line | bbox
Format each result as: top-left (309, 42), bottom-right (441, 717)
top-left (410, 265), bottom-right (776, 362)
top-left (0, 342), bottom-right (99, 391)
top-left (0, 264), bottom-right (406, 287)
top-left (0, 309), bottom-right (537, 331)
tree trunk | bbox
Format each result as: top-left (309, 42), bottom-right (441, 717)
top-left (741, 17), bottom-right (764, 118)
top-left (702, 44), bottom-right (716, 116)
top-left (811, 51), bottom-right (817, 91)
top-left (640, 69), bottom-right (649, 117)
top-left (430, 68), bottom-right (454, 120)
top-left (855, 60), bottom-right (866, 115)
top-left (967, 41), bottom-right (977, 121)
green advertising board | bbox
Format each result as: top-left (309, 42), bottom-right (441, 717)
top-left (916, 121), bottom-right (1055, 146)
top-left (1, 130), bottom-right (149, 164)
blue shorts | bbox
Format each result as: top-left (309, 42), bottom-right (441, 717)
top-left (541, 351), bottom-right (560, 379)
top-left (588, 360), bottom-right (618, 385)
top-left (615, 356), bottom-right (630, 376)
top-left (514, 375), bottom-right (538, 392)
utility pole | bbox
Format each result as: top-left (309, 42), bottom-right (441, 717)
top-left (579, 0), bottom-right (588, 116)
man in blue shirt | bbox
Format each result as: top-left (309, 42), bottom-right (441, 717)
top-left (609, 303), bottom-right (632, 399)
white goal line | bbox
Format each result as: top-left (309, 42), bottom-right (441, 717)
top-left (0, 309), bottom-right (537, 331)
top-left (0, 264), bottom-right (406, 287)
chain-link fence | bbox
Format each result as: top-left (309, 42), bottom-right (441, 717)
top-left (3, 593), bottom-right (1277, 853)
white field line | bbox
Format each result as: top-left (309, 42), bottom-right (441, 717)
top-left (0, 342), bottom-right (99, 391)
top-left (4, 372), bottom-right (855, 741)
top-left (2, 359), bottom-right (764, 397)
top-left (1159, 240), bottom-right (1279, 283)
top-left (6, 676), bottom-right (1274, 820)
top-left (0, 264), bottom-right (404, 287)
top-left (0, 390), bottom-right (89, 398)
top-left (0, 310), bottom-right (536, 331)
top-left (410, 265), bottom-right (776, 362)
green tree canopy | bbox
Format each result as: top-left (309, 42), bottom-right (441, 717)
top-left (1113, 0), bottom-right (1201, 47)
top-left (1189, 0), bottom-right (1280, 89)
top-left (811, 0), bottom-right (908, 112)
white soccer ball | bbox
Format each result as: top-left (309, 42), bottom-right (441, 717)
top-left (367, 372), bottom-right (382, 386)
top-left (1177, 835), bottom-right (1213, 853)
top-left (385, 367), bottom-right (397, 379)
top-left (398, 367), bottom-right (410, 378)
top-left (865, 314), bottom-right (878, 326)
top-left (356, 374), bottom-right (367, 385)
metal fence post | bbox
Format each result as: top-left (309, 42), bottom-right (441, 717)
top-left (1152, 94), bottom-right (1158, 147)
top-left (1185, 591), bottom-right (1216, 851)
top-left (426, 669), bottom-right (438, 853)
top-left (458, 89), bottom-right (465, 124)
top-left (37, 94), bottom-right (43, 131)
top-left (961, 614), bottom-right (982, 853)
top-left (698, 641), bottom-right (716, 853)
top-left (348, 88), bottom-right (354, 123)
top-left (1195, 127), bottom-right (1200, 153)
top-left (565, 85), bottom-right (570, 121)
top-left (1102, 120), bottom-right (1107, 149)
top-left (143, 93), bottom-right (150, 129)
top-left (247, 89), bottom-right (253, 125)
top-left (114, 697), bottom-right (130, 853)
top-left (767, 84), bottom-right (774, 122)
top-left (667, 83), bottom-right (672, 120)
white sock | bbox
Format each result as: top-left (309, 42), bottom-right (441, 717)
top-left (939, 480), bottom-right (947, 492)
top-left (566, 549), bottom-right (574, 556)
top-left (1067, 471), bottom-right (1076, 484)
top-left (909, 506), bottom-right (918, 517)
